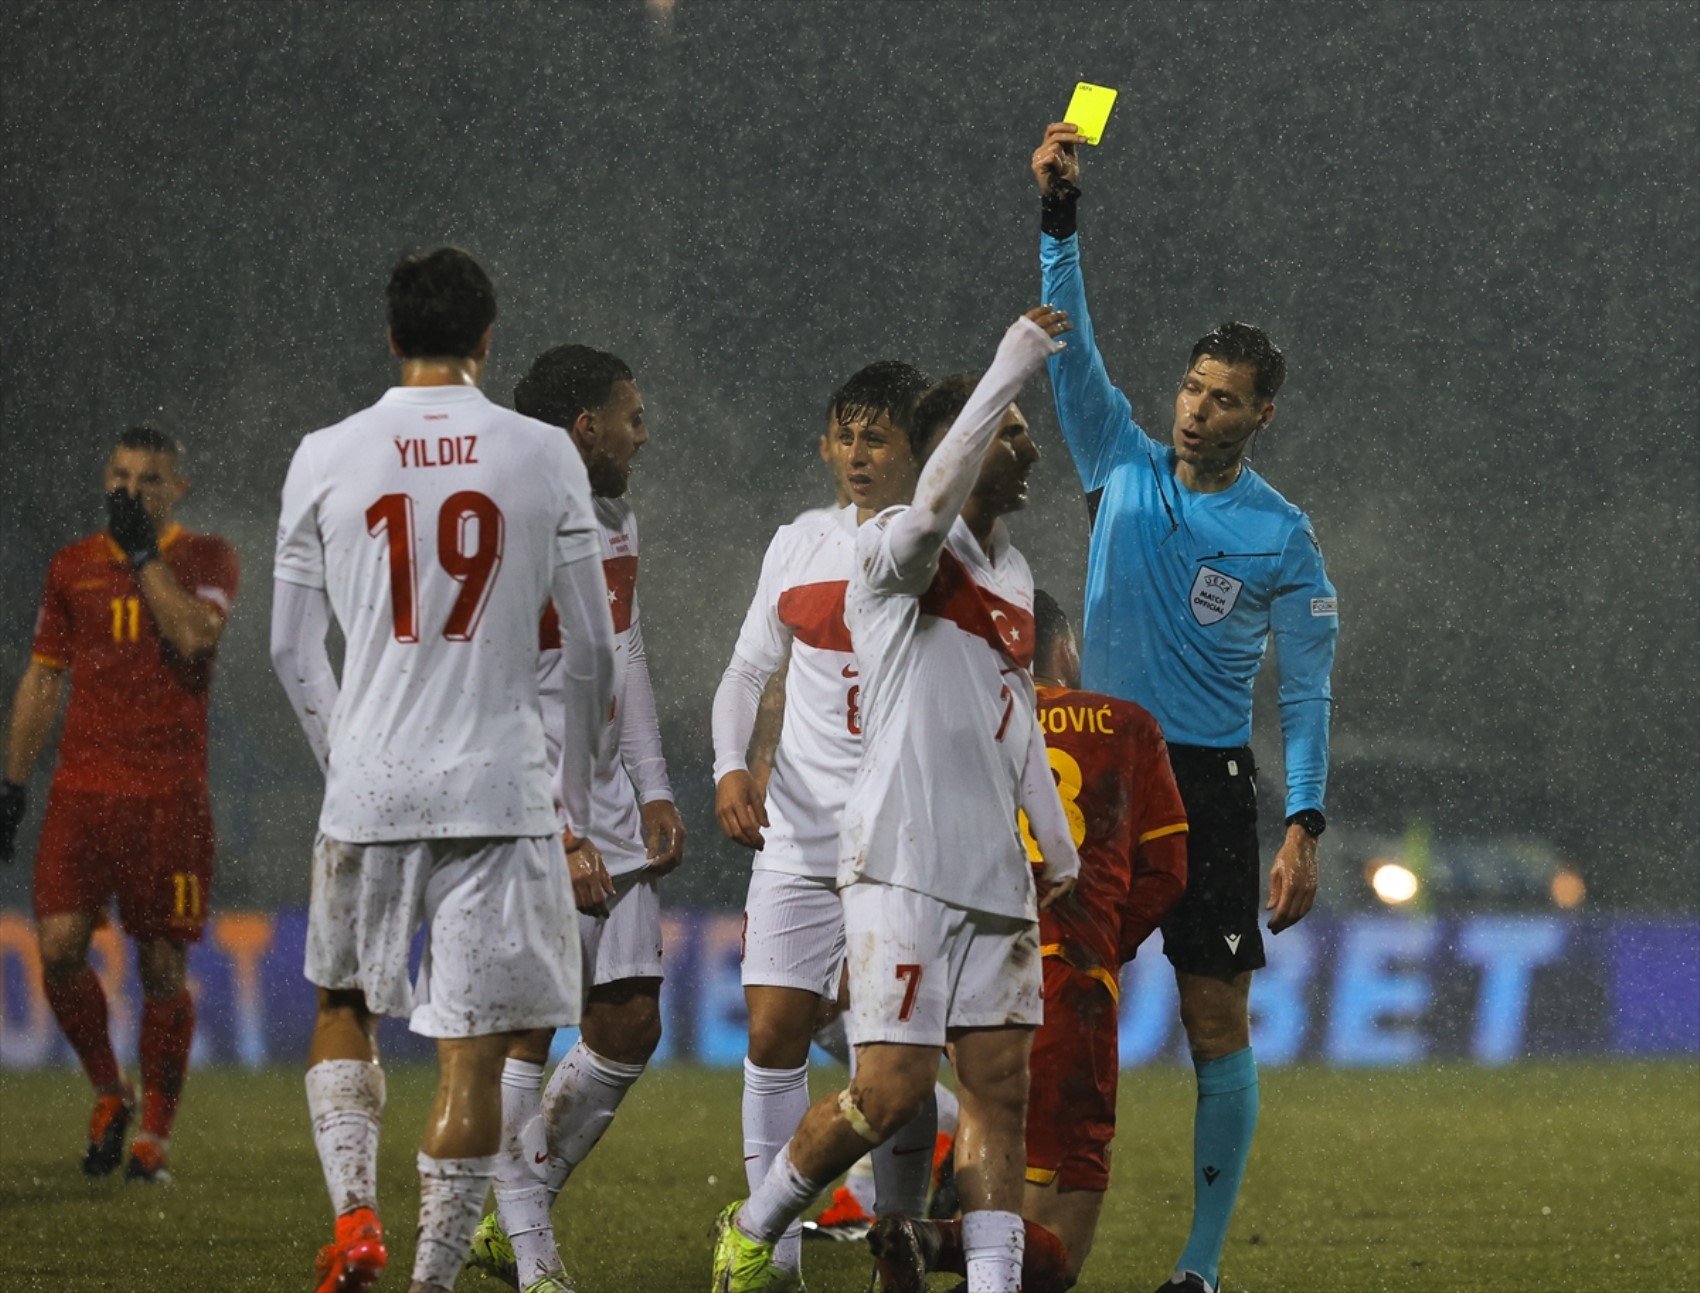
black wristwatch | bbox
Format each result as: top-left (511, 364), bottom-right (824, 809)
top-left (1286, 809), bottom-right (1326, 838)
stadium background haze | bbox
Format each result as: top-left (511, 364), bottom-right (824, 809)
top-left (1, 0), bottom-right (1695, 918)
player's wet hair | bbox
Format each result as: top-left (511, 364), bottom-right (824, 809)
top-left (116, 425), bottom-right (183, 459)
top-left (899, 372), bottom-right (979, 462)
top-left (386, 247), bottom-right (498, 359)
top-left (828, 361), bottom-right (931, 444)
top-left (1189, 321), bottom-right (1285, 401)
top-left (514, 345), bottom-right (635, 430)
top-left (1031, 589), bottom-right (1072, 670)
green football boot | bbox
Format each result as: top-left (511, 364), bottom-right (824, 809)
top-left (467, 1212), bottom-right (520, 1289)
top-left (710, 1202), bottom-right (802, 1292)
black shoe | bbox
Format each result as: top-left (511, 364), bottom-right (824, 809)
top-left (81, 1094), bottom-right (133, 1178)
top-left (866, 1217), bottom-right (941, 1293)
top-left (1154, 1274), bottom-right (1215, 1293)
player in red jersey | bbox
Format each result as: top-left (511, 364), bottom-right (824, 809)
top-left (0, 426), bottom-right (238, 1184)
top-left (1018, 588), bottom-right (1187, 1284)
top-left (891, 589), bottom-right (1186, 1292)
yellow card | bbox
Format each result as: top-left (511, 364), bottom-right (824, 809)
top-left (1063, 81), bottom-right (1117, 146)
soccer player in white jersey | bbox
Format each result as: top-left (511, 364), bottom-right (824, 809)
top-left (462, 344), bottom-right (685, 1292)
top-left (270, 249), bottom-right (616, 1293)
top-left (713, 360), bottom-right (934, 1280)
top-left (712, 308), bottom-right (1080, 1293)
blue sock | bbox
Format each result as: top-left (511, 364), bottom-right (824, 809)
top-left (1175, 1047), bottom-right (1258, 1288)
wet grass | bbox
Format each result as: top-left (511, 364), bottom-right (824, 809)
top-left (0, 1060), bottom-right (1695, 1291)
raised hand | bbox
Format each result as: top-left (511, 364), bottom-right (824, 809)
top-left (106, 487), bottom-right (159, 565)
top-left (1031, 121), bottom-right (1084, 195)
top-left (1023, 304), bottom-right (1073, 341)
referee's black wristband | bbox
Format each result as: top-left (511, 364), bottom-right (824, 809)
top-left (1041, 180), bottom-right (1081, 239)
top-left (1286, 809), bottom-right (1326, 838)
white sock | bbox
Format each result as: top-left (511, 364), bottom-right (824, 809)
top-left (539, 1041), bottom-right (646, 1194)
top-left (493, 1059), bottom-right (563, 1287)
top-left (305, 1059), bottom-right (385, 1216)
top-left (963, 1209), bottom-right (1024, 1293)
top-left (742, 1059), bottom-right (809, 1271)
top-left (872, 1089), bottom-right (935, 1217)
top-left (413, 1152), bottom-right (497, 1291)
top-left (740, 1143), bottom-right (829, 1244)
top-left (846, 1153), bottom-right (877, 1213)
top-left (934, 1081), bottom-right (961, 1137)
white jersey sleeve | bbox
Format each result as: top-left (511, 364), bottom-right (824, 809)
top-left (712, 530), bottom-right (793, 781)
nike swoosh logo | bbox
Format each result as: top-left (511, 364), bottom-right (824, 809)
top-left (841, 663), bottom-right (859, 678)
top-left (742, 1154), bottom-right (760, 1161)
top-left (534, 1151), bottom-right (549, 1164)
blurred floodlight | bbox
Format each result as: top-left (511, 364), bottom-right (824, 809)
top-left (1369, 860), bottom-right (1420, 905)
top-left (1551, 868), bottom-right (1587, 909)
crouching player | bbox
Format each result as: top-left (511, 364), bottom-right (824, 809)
top-left (0, 427), bottom-right (237, 1184)
top-left (466, 344), bottom-right (686, 1292)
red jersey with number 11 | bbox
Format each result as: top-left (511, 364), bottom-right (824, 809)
top-left (1022, 685), bottom-right (1188, 987)
top-left (31, 526), bottom-right (238, 796)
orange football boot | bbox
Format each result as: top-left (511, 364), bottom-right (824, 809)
top-left (313, 1206), bottom-right (387, 1293)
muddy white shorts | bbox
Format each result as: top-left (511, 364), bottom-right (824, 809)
top-left (580, 869), bottom-right (665, 988)
top-left (841, 878), bottom-right (1041, 1047)
top-left (740, 868), bottom-right (845, 999)
top-left (305, 833), bottom-right (581, 1038)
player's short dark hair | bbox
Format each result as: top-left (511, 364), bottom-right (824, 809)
top-left (1189, 321), bottom-right (1286, 401)
top-left (828, 361), bottom-right (931, 441)
top-left (514, 345), bottom-right (635, 430)
top-left (386, 247), bottom-right (498, 359)
top-left (898, 372), bottom-right (979, 462)
top-left (1032, 588), bottom-right (1073, 666)
top-left (116, 425), bottom-right (183, 459)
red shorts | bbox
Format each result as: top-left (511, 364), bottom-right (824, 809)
top-left (33, 784), bottom-right (215, 942)
top-left (1025, 957), bottom-right (1120, 1192)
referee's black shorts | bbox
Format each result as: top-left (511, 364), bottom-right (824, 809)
top-left (1160, 743), bottom-right (1267, 978)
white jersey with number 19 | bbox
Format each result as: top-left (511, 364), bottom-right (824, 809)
top-left (274, 384), bottom-right (599, 842)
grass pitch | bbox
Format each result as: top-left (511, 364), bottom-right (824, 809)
top-left (0, 1061), bottom-right (1695, 1292)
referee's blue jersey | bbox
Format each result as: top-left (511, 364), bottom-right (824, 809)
top-left (1040, 229), bottom-right (1338, 817)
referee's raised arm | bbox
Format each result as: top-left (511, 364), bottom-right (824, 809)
top-left (1033, 122), bottom-right (1146, 492)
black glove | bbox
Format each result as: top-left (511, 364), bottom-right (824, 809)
top-left (107, 487), bottom-right (160, 567)
top-left (0, 780), bottom-right (26, 863)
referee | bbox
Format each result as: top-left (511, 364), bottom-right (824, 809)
top-left (1031, 122), bottom-right (1339, 1293)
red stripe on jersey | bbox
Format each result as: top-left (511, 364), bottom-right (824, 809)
top-left (777, 580), bottom-right (852, 653)
top-left (918, 549), bottom-right (1035, 668)
top-left (603, 554), bottom-right (638, 635)
top-left (538, 553), bottom-right (639, 647)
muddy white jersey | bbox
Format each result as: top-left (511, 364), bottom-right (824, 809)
top-left (538, 496), bottom-right (655, 877)
top-left (730, 504), bottom-right (862, 878)
top-left (839, 512), bottom-right (1042, 920)
top-left (275, 384), bottom-right (598, 841)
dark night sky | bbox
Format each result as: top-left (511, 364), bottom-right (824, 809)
top-left (2, 1), bottom-right (1695, 910)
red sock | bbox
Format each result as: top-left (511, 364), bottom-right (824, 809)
top-left (43, 966), bottom-right (121, 1092)
top-left (139, 990), bottom-right (195, 1140)
top-left (929, 1217), bottom-right (1071, 1292)
top-left (1021, 1219), bottom-right (1072, 1293)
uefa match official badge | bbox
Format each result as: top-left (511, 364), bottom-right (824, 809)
top-left (1189, 566), bottom-right (1243, 626)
